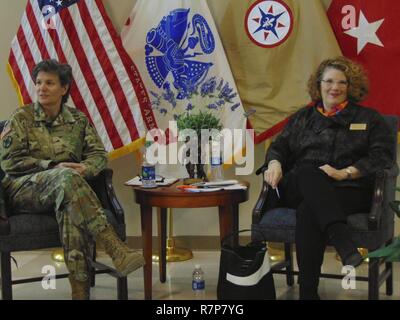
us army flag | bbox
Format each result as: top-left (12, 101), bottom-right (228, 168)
top-left (121, 0), bottom-right (247, 177)
top-left (217, 0), bottom-right (341, 143)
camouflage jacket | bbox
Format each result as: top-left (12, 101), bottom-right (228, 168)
top-left (0, 102), bottom-right (107, 189)
top-left (264, 102), bottom-right (395, 188)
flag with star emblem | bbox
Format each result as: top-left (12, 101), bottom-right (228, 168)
top-left (327, 0), bottom-right (400, 116)
top-left (216, 0), bottom-right (341, 143)
top-left (8, 0), bottom-right (150, 159)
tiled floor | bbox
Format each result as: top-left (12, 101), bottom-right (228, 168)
top-left (6, 248), bottom-right (400, 300)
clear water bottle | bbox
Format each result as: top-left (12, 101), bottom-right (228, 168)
top-left (209, 156), bottom-right (224, 182)
top-left (209, 140), bottom-right (224, 182)
top-left (141, 141), bottom-right (156, 188)
top-left (192, 264), bottom-right (205, 299)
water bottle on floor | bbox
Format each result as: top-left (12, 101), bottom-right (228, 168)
top-left (192, 264), bottom-right (206, 300)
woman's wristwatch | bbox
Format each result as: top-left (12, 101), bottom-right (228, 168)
top-left (345, 167), bottom-right (353, 180)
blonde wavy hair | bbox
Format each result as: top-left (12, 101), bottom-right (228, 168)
top-left (307, 56), bottom-right (369, 103)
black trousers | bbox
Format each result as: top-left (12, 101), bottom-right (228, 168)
top-left (266, 165), bottom-right (372, 289)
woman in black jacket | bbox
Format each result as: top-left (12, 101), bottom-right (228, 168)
top-left (262, 57), bottom-right (395, 299)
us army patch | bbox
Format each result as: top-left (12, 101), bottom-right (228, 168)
top-left (3, 136), bottom-right (12, 148)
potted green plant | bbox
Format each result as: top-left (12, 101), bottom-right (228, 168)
top-left (368, 187), bottom-right (400, 261)
top-left (177, 111), bottom-right (222, 181)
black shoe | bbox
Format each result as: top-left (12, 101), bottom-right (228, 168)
top-left (299, 285), bottom-right (320, 300)
top-left (326, 223), bottom-right (361, 267)
top-left (343, 251), bottom-right (363, 268)
top-left (299, 292), bottom-right (321, 300)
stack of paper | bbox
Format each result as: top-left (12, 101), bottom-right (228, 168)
top-left (181, 187), bottom-right (223, 193)
top-left (190, 180), bottom-right (247, 191)
top-left (125, 176), bottom-right (178, 186)
top-left (192, 180), bottom-right (239, 187)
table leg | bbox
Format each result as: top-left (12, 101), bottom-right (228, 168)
top-left (157, 207), bottom-right (167, 283)
top-left (218, 204), bottom-right (239, 245)
top-left (141, 204), bottom-right (152, 300)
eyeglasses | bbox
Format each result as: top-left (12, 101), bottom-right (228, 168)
top-left (320, 79), bottom-right (348, 88)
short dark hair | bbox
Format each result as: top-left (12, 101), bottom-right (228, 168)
top-left (32, 59), bottom-right (73, 104)
top-left (307, 56), bottom-right (369, 103)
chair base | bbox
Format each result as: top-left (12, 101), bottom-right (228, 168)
top-left (1, 251), bottom-right (129, 300)
top-left (270, 243), bottom-right (393, 300)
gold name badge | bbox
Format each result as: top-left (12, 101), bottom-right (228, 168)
top-left (350, 123), bottom-right (367, 130)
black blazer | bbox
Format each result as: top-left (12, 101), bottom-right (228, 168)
top-left (263, 102), bottom-right (395, 188)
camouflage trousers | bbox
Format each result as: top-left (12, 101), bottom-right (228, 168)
top-left (5, 168), bottom-right (110, 281)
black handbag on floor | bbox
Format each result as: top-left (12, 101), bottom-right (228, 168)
top-left (217, 230), bottom-right (276, 300)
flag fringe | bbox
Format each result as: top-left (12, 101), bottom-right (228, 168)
top-left (7, 62), bottom-right (25, 107)
top-left (108, 137), bottom-right (145, 161)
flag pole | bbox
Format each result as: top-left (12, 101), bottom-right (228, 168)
top-left (152, 208), bottom-right (193, 262)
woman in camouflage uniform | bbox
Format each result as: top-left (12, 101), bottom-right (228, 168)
top-left (0, 59), bottom-right (144, 299)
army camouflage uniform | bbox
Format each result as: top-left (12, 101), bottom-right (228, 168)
top-left (0, 102), bottom-right (110, 281)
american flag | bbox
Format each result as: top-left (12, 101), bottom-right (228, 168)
top-left (8, 0), bottom-right (154, 158)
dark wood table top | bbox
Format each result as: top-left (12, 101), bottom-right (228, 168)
top-left (130, 180), bottom-right (250, 208)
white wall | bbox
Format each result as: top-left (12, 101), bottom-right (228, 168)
top-left (0, 1), bottom-right (398, 237)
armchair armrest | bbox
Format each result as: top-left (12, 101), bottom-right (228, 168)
top-left (86, 168), bottom-right (125, 225)
top-left (252, 167), bottom-right (269, 224)
top-left (368, 166), bottom-right (399, 230)
top-left (368, 171), bottom-right (384, 230)
top-left (255, 163), bottom-right (267, 176)
top-left (0, 184), bottom-right (10, 235)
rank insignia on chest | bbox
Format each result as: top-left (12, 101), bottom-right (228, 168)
top-left (350, 123), bottom-right (367, 130)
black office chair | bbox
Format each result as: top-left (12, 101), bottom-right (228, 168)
top-left (0, 120), bottom-right (130, 300)
top-left (252, 115), bottom-right (398, 300)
